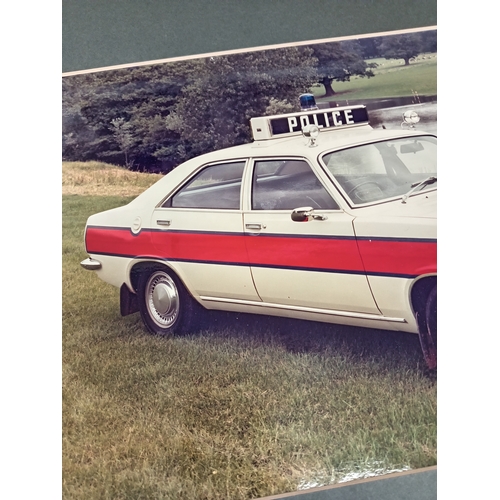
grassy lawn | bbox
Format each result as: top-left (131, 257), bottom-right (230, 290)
top-left (312, 54), bottom-right (437, 101)
top-left (62, 162), bottom-right (436, 499)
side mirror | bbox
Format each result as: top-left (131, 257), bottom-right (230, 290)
top-left (291, 206), bottom-right (313, 222)
top-left (291, 206), bottom-right (328, 222)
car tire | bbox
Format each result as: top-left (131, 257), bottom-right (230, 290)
top-left (138, 266), bottom-right (199, 336)
top-left (418, 284), bottom-right (437, 371)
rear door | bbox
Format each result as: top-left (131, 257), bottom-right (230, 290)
top-left (150, 159), bottom-right (260, 301)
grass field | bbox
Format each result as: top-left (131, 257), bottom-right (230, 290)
top-left (312, 54), bottom-right (437, 101)
top-left (62, 161), bottom-right (163, 196)
top-left (62, 162), bottom-right (436, 499)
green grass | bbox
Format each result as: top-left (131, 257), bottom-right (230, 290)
top-left (312, 54), bottom-right (437, 101)
top-left (63, 186), bottom-right (436, 499)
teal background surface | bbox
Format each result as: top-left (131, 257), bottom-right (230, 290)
top-left (62, 0), bottom-right (437, 72)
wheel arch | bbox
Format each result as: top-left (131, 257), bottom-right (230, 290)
top-left (410, 274), bottom-right (437, 319)
top-left (128, 260), bottom-right (200, 304)
top-left (120, 260), bottom-right (176, 317)
top-left (410, 274), bottom-right (437, 370)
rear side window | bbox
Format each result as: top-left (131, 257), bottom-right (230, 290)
top-left (164, 161), bottom-right (246, 209)
top-left (252, 159), bottom-right (339, 210)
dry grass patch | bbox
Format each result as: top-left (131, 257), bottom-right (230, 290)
top-left (62, 161), bottom-right (162, 196)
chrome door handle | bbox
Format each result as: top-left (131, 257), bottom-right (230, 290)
top-left (156, 219), bottom-right (171, 226)
top-left (245, 223), bottom-right (266, 230)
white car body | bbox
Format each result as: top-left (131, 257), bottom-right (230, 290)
top-left (81, 104), bottom-right (437, 368)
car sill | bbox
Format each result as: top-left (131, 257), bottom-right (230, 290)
top-left (199, 296), bottom-right (406, 323)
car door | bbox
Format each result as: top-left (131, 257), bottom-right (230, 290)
top-left (150, 159), bottom-right (261, 301)
top-left (243, 158), bottom-right (381, 314)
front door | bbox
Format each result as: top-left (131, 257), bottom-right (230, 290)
top-left (243, 158), bottom-right (380, 314)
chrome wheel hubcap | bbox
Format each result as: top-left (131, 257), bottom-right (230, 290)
top-left (146, 271), bottom-right (180, 328)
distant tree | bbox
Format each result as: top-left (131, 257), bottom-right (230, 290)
top-left (378, 33), bottom-right (424, 66)
top-left (357, 37), bottom-right (383, 59)
top-left (110, 118), bottom-right (134, 167)
top-left (264, 97), bottom-right (296, 116)
top-left (62, 61), bottom-right (200, 170)
top-left (62, 49), bottom-right (317, 169)
top-left (420, 30), bottom-right (437, 53)
top-left (165, 47), bottom-right (318, 160)
top-left (309, 40), bottom-right (376, 97)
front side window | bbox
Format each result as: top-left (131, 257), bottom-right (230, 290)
top-left (321, 136), bottom-right (437, 205)
top-left (164, 161), bottom-right (246, 209)
top-left (252, 159), bottom-right (339, 210)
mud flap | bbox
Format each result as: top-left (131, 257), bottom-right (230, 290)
top-left (120, 283), bottom-right (139, 316)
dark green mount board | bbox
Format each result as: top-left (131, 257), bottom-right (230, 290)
top-left (62, 0), bottom-right (437, 73)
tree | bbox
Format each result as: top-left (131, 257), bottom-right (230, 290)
top-left (357, 37), bottom-right (384, 59)
top-left (62, 61), bottom-right (201, 170)
top-left (63, 48), bottom-right (317, 169)
top-left (110, 118), bottom-right (134, 167)
top-left (309, 40), bottom-right (376, 97)
top-left (165, 47), bottom-right (318, 160)
top-left (420, 30), bottom-right (437, 53)
top-left (378, 33), bottom-right (424, 66)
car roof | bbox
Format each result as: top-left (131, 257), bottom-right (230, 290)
top-left (188, 124), bottom-right (432, 163)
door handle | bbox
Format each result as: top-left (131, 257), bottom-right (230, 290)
top-left (245, 223), bottom-right (266, 230)
top-left (156, 219), bottom-right (171, 226)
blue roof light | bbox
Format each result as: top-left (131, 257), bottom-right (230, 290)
top-left (299, 93), bottom-right (318, 111)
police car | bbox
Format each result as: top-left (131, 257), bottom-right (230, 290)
top-left (81, 95), bottom-right (437, 369)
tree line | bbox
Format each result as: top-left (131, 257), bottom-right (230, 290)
top-left (62, 30), bottom-right (436, 172)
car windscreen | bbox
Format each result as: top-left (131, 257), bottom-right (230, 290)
top-left (321, 136), bottom-right (437, 205)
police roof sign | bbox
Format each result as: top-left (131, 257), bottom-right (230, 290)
top-left (250, 105), bottom-right (369, 140)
